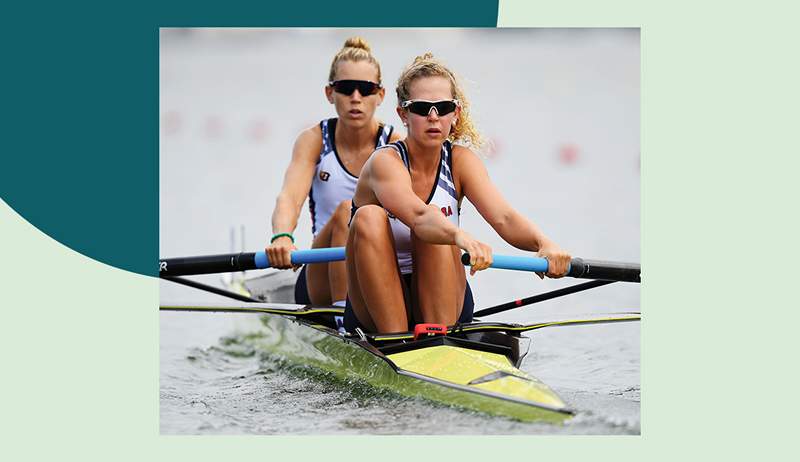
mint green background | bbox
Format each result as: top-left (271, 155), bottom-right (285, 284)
top-left (3, 0), bottom-right (799, 458)
top-left (503, 0), bottom-right (796, 454)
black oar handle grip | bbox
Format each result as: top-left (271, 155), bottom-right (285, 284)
top-left (568, 257), bottom-right (641, 283)
top-left (159, 252), bottom-right (257, 277)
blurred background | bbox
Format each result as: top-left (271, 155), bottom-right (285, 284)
top-left (159, 28), bottom-right (640, 434)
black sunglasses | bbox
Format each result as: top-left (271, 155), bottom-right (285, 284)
top-left (401, 99), bottom-right (460, 117)
top-left (329, 80), bottom-right (382, 96)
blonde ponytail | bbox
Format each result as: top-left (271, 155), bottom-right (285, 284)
top-left (328, 36), bottom-right (382, 84)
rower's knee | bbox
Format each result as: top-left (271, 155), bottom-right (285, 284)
top-left (351, 205), bottom-right (389, 240)
top-left (331, 200), bottom-right (352, 231)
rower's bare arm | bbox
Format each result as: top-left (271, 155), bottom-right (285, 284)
top-left (266, 127), bottom-right (320, 269)
top-left (368, 150), bottom-right (458, 244)
top-left (366, 149), bottom-right (493, 273)
top-left (456, 147), bottom-right (552, 252)
top-left (456, 147), bottom-right (570, 276)
top-left (271, 126), bottom-right (321, 235)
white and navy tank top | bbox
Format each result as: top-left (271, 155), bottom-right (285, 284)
top-left (386, 140), bottom-right (460, 274)
top-left (309, 118), bottom-right (394, 236)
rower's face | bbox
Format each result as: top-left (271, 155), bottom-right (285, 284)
top-left (398, 76), bottom-right (460, 147)
top-left (325, 60), bottom-right (384, 128)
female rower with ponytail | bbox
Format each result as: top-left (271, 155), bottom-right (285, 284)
top-left (266, 37), bottom-right (402, 308)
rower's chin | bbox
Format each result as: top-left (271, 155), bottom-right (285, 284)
top-left (419, 135), bottom-right (444, 147)
top-left (340, 115), bottom-right (369, 128)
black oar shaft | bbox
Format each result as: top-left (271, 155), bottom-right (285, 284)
top-left (161, 276), bottom-right (260, 303)
top-left (568, 258), bottom-right (640, 283)
top-left (159, 252), bottom-right (257, 277)
top-left (473, 280), bottom-right (615, 317)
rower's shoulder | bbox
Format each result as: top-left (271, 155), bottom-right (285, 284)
top-left (369, 145), bottom-right (401, 163)
top-left (388, 128), bottom-right (404, 143)
top-left (450, 143), bottom-right (482, 166)
top-left (292, 123), bottom-right (324, 158)
top-left (364, 145), bottom-right (405, 175)
top-left (296, 123), bottom-right (323, 144)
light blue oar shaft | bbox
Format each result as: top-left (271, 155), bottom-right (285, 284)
top-left (253, 247), bottom-right (346, 269)
top-left (480, 254), bottom-right (555, 273)
top-left (460, 253), bottom-right (641, 282)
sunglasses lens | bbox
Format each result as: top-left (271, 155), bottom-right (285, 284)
top-left (408, 102), bottom-right (433, 116)
top-left (332, 80), bottom-right (378, 96)
top-left (434, 101), bottom-right (457, 115)
top-left (334, 81), bottom-right (356, 95)
top-left (357, 81), bottom-right (378, 95)
top-left (407, 101), bottom-right (457, 116)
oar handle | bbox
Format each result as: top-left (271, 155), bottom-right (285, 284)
top-left (460, 253), bottom-right (640, 283)
top-left (159, 247), bottom-right (346, 277)
top-left (568, 257), bottom-right (641, 283)
top-left (254, 247), bottom-right (345, 268)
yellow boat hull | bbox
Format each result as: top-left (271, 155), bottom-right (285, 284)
top-left (247, 314), bottom-right (572, 423)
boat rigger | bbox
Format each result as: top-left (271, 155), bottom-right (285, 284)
top-left (159, 248), bottom-right (641, 423)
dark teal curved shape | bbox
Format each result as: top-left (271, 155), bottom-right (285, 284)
top-left (0, 1), bottom-right (498, 276)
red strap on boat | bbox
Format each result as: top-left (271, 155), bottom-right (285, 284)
top-left (413, 323), bottom-right (448, 340)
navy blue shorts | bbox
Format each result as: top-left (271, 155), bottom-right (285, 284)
top-left (294, 265), bottom-right (311, 304)
top-left (344, 273), bottom-right (474, 332)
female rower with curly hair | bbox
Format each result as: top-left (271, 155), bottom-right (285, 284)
top-left (345, 53), bottom-right (570, 333)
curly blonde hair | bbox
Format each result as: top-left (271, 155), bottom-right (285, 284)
top-left (396, 53), bottom-right (483, 148)
top-left (328, 37), bottom-right (382, 84)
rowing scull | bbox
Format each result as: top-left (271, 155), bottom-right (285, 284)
top-left (160, 249), bottom-right (640, 423)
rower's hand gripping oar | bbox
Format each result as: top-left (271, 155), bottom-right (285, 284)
top-left (159, 247), bottom-right (346, 277)
top-left (460, 253), bottom-right (641, 283)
